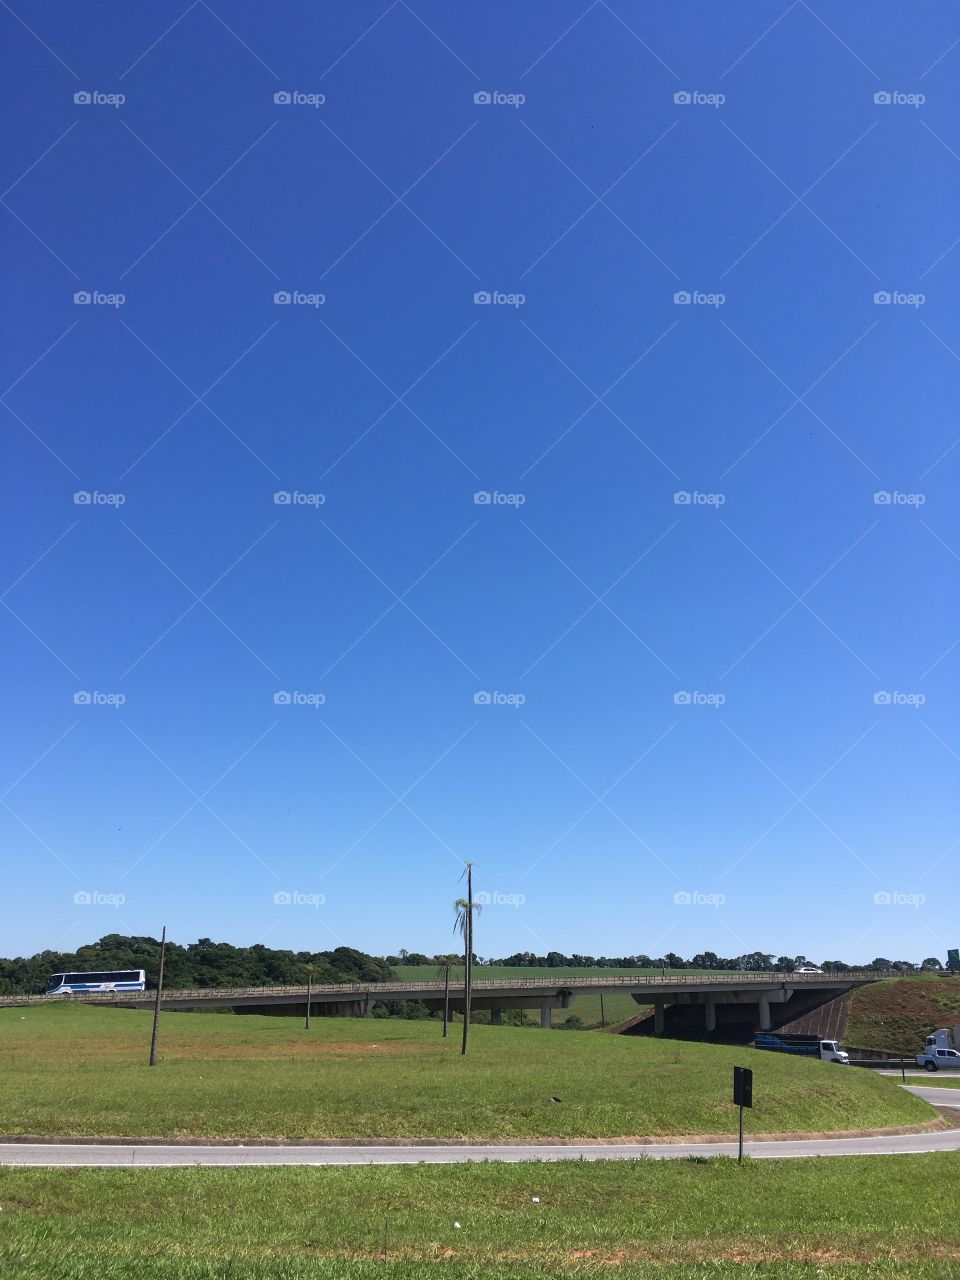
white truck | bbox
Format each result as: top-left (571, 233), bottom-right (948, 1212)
top-left (755, 1032), bottom-right (849, 1063)
top-left (916, 1027), bottom-right (960, 1072)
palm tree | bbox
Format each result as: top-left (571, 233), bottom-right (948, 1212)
top-left (454, 862), bottom-right (481, 1056)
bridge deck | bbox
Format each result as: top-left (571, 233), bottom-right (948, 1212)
top-left (0, 970), bottom-right (880, 1010)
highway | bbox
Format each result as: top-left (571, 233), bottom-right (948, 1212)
top-left (1, 1088), bottom-right (956, 1166)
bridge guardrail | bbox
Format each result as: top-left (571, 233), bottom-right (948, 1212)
top-left (0, 969), bottom-right (883, 1007)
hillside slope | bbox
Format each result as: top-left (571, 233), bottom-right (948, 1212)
top-left (846, 976), bottom-right (960, 1052)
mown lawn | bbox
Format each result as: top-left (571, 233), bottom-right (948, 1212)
top-left (0, 1155), bottom-right (957, 1278)
top-left (0, 1004), bottom-right (932, 1140)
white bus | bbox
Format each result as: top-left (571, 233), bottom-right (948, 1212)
top-left (45, 969), bottom-right (146, 995)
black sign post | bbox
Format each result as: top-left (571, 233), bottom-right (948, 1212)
top-left (733, 1067), bottom-right (753, 1162)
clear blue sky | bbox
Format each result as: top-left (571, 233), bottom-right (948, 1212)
top-left (2, 2), bottom-right (957, 964)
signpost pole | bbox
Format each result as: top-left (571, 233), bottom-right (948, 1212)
top-left (733, 1066), bottom-right (752, 1162)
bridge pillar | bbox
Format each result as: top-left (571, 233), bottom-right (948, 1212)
top-left (653, 999), bottom-right (665, 1036)
top-left (363, 995), bottom-right (374, 1018)
top-left (757, 993), bottom-right (771, 1030)
top-left (490, 1008), bottom-right (502, 1026)
top-left (704, 998), bottom-right (716, 1033)
top-left (540, 1004), bottom-right (552, 1029)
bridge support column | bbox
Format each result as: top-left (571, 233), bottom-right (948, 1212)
top-left (363, 995), bottom-right (374, 1018)
top-left (704, 998), bottom-right (716, 1033)
top-left (540, 1004), bottom-right (552, 1029)
top-left (654, 999), bottom-right (665, 1036)
top-left (757, 993), bottom-right (771, 1031)
top-left (490, 1008), bottom-right (502, 1026)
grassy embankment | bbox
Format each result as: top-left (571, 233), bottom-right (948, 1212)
top-left (0, 1156), bottom-right (958, 1278)
top-left (0, 1003), bottom-right (932, 1140)
top-left (847, 976), bottom-right (960, 1052)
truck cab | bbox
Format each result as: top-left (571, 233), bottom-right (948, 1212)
top-left (818, 1040), bottom-right (849, 1064)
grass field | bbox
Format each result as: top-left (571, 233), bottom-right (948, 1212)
top-left (847, 976), bottom-right (960, 1053)
top-left (0, 1004), bottom-right (932, 1140)
top-left (0, 1155), bottom-right (957, 1278)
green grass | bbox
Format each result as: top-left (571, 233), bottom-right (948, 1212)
top-left (847, 976), bottom-right (960, 1053)
top-left (0, 1004), bottom-right (932, 1140)
top-left (0, 1156), bottom-right (958, 1278)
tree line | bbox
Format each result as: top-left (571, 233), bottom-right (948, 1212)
top-left (3, 935), bottom-right (951, 996)
top-left (0, 934), bottom-right (392, 995)
top-left (386, 948), bottom-right (950, 974)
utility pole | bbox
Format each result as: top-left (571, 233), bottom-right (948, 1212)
top-left (149, 925), bottom-right (166, 1068)
top-left (461, 863), bottom-right (473, 1057)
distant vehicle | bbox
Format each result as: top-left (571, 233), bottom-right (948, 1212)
top-left (45, 970), bottom-right (146, 995)
top-left (794, 965), bottom-right (822, 974)
top-left (916, 1047), bottom-right (960, 1072)
top-left (924, 1027), bottom-right (960, 1052)
top-left (755, 1032), bottom-right (849, 1063)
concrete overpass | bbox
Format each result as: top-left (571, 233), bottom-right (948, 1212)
top-left (2, 970), bottom-right (883, 1040)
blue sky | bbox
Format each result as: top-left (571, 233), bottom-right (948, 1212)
top-left (2, 1), bottom-right (958, 964)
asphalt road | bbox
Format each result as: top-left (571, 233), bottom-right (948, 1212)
top-left (2, 1126), bottom-right (959, 1166)
top-left (903, 1084), bottom-right (960, 1108)
top-left (2, 1086), bottom-right (956, 1168)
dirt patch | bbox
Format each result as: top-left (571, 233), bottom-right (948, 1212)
top-left (0, 1116), bottom-right (946, 1146)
